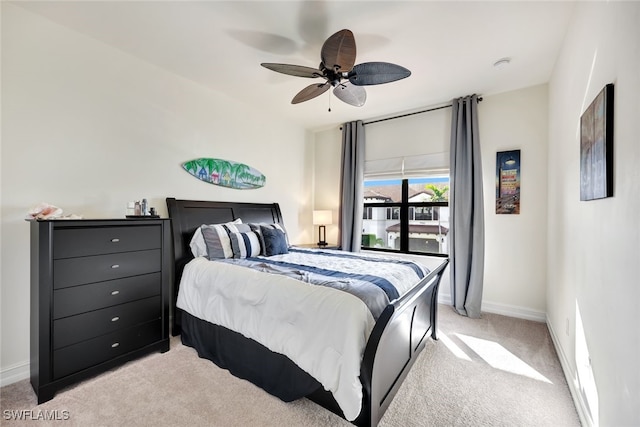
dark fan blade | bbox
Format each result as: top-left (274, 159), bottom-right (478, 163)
top-left (321, 29), bottom-right (356, 72)
top-left (348, 62), bottom-right (411, 86)
top-left (292, 83), bottom-right (330, 104)
top-left (333, 82), bottom-right (366, 107)
top-left (261, 63), bottom-right (323, 78)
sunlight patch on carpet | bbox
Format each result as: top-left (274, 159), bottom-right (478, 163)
top-left (439, 332), bottom-right (472, 361)
top-left (456, 334), bottom-right (553, 383)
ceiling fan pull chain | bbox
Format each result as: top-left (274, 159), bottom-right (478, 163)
top-left (328, 90), bottom-right (332, 112)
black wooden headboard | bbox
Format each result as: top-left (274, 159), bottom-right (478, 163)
top-left (165, 197), bottom-right (284, 335)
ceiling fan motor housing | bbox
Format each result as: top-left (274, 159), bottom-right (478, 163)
top-left (320, 63), bottom-right (343, 87)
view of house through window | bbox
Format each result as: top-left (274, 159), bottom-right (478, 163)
top-left (362, 176), bottom-right (449, 256)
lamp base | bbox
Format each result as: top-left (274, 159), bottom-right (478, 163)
top-left (317, 225), bottom-right (327, 248)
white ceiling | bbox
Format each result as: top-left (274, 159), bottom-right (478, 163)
top-left (15, 1), bottom-right (576, 131)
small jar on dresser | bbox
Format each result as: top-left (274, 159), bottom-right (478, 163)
top-left (29, 218), bottom-right (172, 404)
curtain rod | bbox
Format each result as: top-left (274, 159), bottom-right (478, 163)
top-left (363, 96), bottom-right (483, 126)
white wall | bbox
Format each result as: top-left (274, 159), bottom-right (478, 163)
top-left (547, 2), bottom-right (640, 426)
top-left (312, 85), bottom-right (549, 321)
top-left (312, 128), bottom-right (342, 245)
top-left (480, 85), bottom-right (549, 320)
top-left (0, 4), bottom-right (314, 384)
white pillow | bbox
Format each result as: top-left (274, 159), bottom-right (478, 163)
top-left (189, 218), bottom-right (243, 258)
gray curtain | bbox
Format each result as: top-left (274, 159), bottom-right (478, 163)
top-left (449, 95), bottom-right (484, 318)
top-left (339, 120), bottom-right (365, 252)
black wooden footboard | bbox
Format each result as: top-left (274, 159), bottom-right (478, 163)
top-left (357, 258), bottom-right (448, 427)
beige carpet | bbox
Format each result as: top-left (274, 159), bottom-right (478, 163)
top-left (1, 305), bottom-right (580, 426)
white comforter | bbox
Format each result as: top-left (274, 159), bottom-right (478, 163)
top-left (177, 256), bottom-right (376, 421)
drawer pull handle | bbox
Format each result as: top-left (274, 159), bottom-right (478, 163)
top-left (111, 342), bottom-right (120, 348)
top-left (111, 264), bottom-right (120, 269)
top-left (111, 316), bottom-right (120, 322)
top-left (111, 238), bottom-right (120, 243)
top-left (111, 290), bottom-right (120, 296)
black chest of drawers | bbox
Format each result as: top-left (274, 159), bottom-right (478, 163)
top-left (30, 219), bottom-right (171, 403)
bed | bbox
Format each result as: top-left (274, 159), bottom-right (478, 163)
top-left (166, 197), bottom-right (449, 426)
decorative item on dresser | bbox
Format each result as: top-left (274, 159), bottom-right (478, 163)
top-left (29, 218), bottom-right (172, 404)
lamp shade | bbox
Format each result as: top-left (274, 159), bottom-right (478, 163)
top-left (313, 210), bottom-right (332, 225)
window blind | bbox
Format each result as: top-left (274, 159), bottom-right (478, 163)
top-left (363, 105), bottom-right (450, 180)
top-left (364, 152), bottom-right (449, 180)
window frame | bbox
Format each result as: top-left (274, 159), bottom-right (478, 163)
top-left (362, 178), bottom-right (449, 258)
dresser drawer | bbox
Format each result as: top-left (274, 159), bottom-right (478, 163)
top-left (53, 249), bottom-right (160, 289)
top-left (53, 225), bottom-right (161, 259)
top-left (53, 319), bottom-right (162, 380)
top-left (53, 273), bottom-right (161, 319)
top-left (54, 296), bottom-right (161, 349)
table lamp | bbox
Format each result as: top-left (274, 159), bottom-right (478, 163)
top-left (313, 210), bottom-right (332, 247)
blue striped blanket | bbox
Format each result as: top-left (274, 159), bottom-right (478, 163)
top-left (220, 248), bottom-right (428, 319)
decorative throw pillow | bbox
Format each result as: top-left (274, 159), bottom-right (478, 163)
top-left (260, 226), bottom-right (289, 256)
top-left (229, 231), bottom-right (261, 258)
top-left (189, 219), bottom-right (248, 259)
top-left (249, 222), bottom-right (289, 255)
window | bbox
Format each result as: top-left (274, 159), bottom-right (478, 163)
top-left (386, 207), bottom-right (400, 220)
top-left (362, 176), bottom-right (449, 256)
top-left (362, 207), bottom-right (373, 220)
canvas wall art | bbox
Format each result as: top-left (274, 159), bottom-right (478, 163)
top-left (580, 84), bottom-right (613, 201)
top-left (496, 149), bottom-right (521, 214)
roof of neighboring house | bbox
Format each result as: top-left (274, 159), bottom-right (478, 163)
top-left (386, 223), bottom-right (449, 234)
top-left (364, 184), bottom-right (436, 203)
top-left (408, 191), bottom-right (432, 202)
top-left (363, 188), bottom-right (393, 202)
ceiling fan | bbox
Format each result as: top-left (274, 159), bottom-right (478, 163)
top-left (261, 29), bottom-right (411, 108)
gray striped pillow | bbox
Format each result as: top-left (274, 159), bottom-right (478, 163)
top-left (229, 231), bottom-right (261, 258)
top-left (200, 222), bottom-right (250, 259)
top-left (189, 218), bottom-right (243, 258)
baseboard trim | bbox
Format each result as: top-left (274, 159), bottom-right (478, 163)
top-left (1, 361), bottom-right (29, 387)
top-left (437, 293), bottom-right (546, 322)
top-left (546, 316), bottom-right (593, 427)
top-left (481, 301), bottom-right (546, 322)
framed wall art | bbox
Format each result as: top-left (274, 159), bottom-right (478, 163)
top-left (580, 83), bottom-right (614, 201)
top-left (496, 149), bottom-right (521, 214)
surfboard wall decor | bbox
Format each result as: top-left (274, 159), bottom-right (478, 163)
top-left (182, 158), bottom-right (266, 189)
